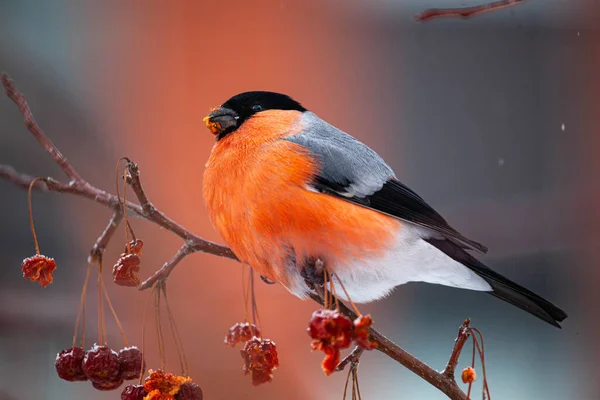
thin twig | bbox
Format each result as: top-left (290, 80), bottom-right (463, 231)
top-left (416, 0), bottom-right (525, 22)
top-left (443, 319), bottom-right (472, 379)
top-left (89, 211), bottom-right (123, 262)
top-left (139, 244), bottom-right (193, 290)
top-left (1, 73), bottom-right (84, 182)
top-left (336, 346), bottom-right (365, 372)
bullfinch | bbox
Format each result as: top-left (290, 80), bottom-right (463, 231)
top-left (202, 91), bottom-right (567, 328)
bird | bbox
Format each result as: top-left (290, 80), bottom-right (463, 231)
top-left (202, 91), bottom-right (568, 328)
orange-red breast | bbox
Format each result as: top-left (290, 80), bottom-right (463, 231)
top-left (202, 91), bottom-right (567, 328)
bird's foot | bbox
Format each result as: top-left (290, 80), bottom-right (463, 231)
top-left (301, 257), bottom-right (326, 289)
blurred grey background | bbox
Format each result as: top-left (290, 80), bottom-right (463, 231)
top-left (1, 1), bottom-right (598, 399)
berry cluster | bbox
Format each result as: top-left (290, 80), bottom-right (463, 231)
top-left (55, 344), bottom-right (144, 391)
top-left (225, 322), bottom-right (278, 385)
top-left (308, 309), bottom-right (376, 375)
top-left (113, 239), bottom-right (144, 287)
top-left (121, 369), bottom-right (203, 400)
top-left (22, 254), bottom-right (56, 287)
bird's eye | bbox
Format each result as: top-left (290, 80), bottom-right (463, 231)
top-left (252, 104), bottom-right (263, 112)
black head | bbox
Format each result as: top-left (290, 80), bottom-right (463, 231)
top-left (204, 91), bottom-right (306, 140)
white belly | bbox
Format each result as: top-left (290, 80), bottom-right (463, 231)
top-left (285, 224), bottom-right (492, 303)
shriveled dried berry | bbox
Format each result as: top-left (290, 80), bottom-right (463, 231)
top-left (118, 346), bottom-right (145, 380)
top-left (176, 382), bottom-right (203, 400)
top-left (225, 322), bottom-right (260, 347)
top-left (240, 337), bottom-right (279, 386)
top-left (352, 314), bottom-right (377, 350)
top-left (308, 309), bottom-right (354, 375)
top-left (462, 366), bottom-right (476, 384)
top-left (144, 369), bottom-right (190, 397)
top-left (308, 309), bottom-right (353, 352)
top-left (22, 254), bottom-right (56, 287)
top-left (55, 346), bottom-right (87, 382)
top-left (321, 347), bottom-right (341, 376)
top-left (82, 345), bottom-right (120, 384)
top-left (126, 239), bottom-right (144, 256)
top-left (121, 384), bottom-right (148, 400)
top-left (113, 254), bottom-right (141, 287)
top-left (92, 376), bottom-right (124, 391)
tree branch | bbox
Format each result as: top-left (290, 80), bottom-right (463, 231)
top-left (1, 73), bottom-right (470, 399)
top-left (89, 211), bottom-right (123, 262)
top-left (139, 243), bottom-right (194, 290)
top-left (416, 0), bottom-right (525, 22)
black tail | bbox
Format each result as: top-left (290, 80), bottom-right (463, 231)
top-left (425, 238), bottom-right (568, 328)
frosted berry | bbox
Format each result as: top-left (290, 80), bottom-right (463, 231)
top-left (225, 322), bottom-right (260, 347)
top-left (55, 346), bottom-right (87, 382)
top-left (121, 384), bottom-right (148, 400)
top-left (176, 382), bottom-right (203, 400)
top-left (241, 337), bottom-right (279, 386)
top-left (119, 346), bottom-right (145, 380)
top-left (22, 254), bottom-right (56, 287)
top-left (308, 309), bottom-right (353, 351)
top-left (82, 345), bottom-right (120, 384)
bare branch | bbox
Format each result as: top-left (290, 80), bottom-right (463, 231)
top-left (139, 244), bottom-right (194, 290)
top-left (1, 73), bottom-right (85, 183)
top-left (443, 319), bottom-right (472, 379)
top-left (2, 73), bottom-right (471, 399)
top-left (309, 291), bottom-right (468, 400)
top-left (416, 0), bottom-right (524, 22)
top-left (336, 346), bottom-right (364, 372)
top-left (89, 211), bottom-right (124, 262)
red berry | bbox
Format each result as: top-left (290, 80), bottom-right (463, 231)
top-left (55, 347), bottom-right (87, 382)
top-left (92, 376), bottom-right (124, 391)
top-left (119, 346), bottom-right (145, 380)
top-left (240, 337), bottom-right (279, 386)
top-left (22, 254), bottom-right (57, 287)
top-left (126, 239), bottom-right (144, 256)
top-left (462, 366), bottom-right (477, 384)
top-left (113, 254), bottom-right (141, 287)
top-left (321, 347), bottom-right (341, 376)
top-left (82, 345), bottom-right (120, 384)
top-left (352, 315), bottom-right (377, 350)
top-left (176, 382), bottom-right (203, 400)
top-left (121, 384), bottom-right (148, 400)
top-left (225, 322), bottom-right (260, 347)
top-left (308, 309), bottom-right (353, 352)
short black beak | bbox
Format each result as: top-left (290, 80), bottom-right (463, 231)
top-left (204, 107), bottom-right (238, 135)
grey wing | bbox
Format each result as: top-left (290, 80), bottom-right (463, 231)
top-left (285, 112), bottom-right (394, 198)
top-left (283, 112), bottom-right (488, 253)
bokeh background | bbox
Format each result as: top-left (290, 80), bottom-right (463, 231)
top-left (1, 0), bottom-right (599, 399)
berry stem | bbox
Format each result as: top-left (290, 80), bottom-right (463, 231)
top-left (140, 286), bottom-right (155, 384)
top-left (72, 261), bottom-right (94, 348)
top-left (155, 285), bottom-right (167, 371)
top-left (99, 262), bottom-right (130, 347)
top-left (162, 282), bottom-right (189, 377)
top-left (333, 273), bottom-right (362, 317)
top-left (115, 158), bottom-right (137, 253)
top-left (99, 261), bottom-right (108, 344)
top-left (242, 264), bottom-right (250, 323)
top-left (27, 177), bottom-right (46, 255)
top-left (250, 269), bottom-right (261, 329)
top-left (97, 261), bottom-right (103, 345)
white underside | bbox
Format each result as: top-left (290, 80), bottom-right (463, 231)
top-left (286, 224), bottom-right (492, 303)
